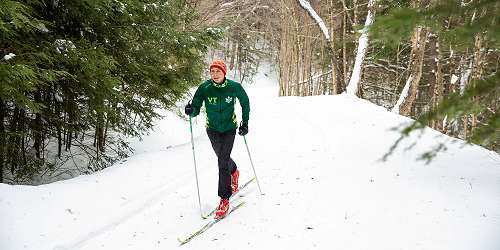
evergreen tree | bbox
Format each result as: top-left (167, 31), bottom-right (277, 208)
top-left (0, 0), bottom-right (222, 183)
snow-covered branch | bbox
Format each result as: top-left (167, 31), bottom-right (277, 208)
top-left (297, 0), bottom-right (330, 41)
top-left (391, 75), bottom-right (412, 113)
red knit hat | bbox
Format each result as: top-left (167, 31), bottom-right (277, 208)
top-left (209, 59), bottom-right (227, 76)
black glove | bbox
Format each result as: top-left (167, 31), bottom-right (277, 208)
top-left (184, 103), bottom-right (193, 116)
top-left (238, 123), bottom-right (248, 136)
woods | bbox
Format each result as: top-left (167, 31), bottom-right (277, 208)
top-left (0, 0), bottom-right (221, 183)
top-left (1, 0), bottom-right (498, 184)
top-left (270, 0), bottom-right (499, 160)
top-left (190, 0), bottom-right (498, 160)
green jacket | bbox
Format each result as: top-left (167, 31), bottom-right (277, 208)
top-left (190, 78), bottom-right (250, 132)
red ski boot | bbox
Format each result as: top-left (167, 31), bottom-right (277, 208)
top-left (214, 198), bottom-right (230, 219)
top-left (231, 169), bottom-right (239, 193)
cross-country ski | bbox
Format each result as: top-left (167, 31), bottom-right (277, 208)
top-left (202, 177), bottom-right (255, 219)
top-left (178, 202), bottom-right (245, 246)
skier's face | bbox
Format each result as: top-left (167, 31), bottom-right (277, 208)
top-left (210, 68), bottom-right (225, 84)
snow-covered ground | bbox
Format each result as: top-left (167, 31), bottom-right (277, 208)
top-left (1, 65), bottom-right (499, 250)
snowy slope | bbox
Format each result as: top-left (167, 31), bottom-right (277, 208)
top-left (1, 68), bottom-right (499, 250)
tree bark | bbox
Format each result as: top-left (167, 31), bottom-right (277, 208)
top-left (346, 0), bottom-right (376, 96)
top-left (398, 27), bottom-right (428, 116)
top-left (328, 1), bottom-right (338, 94)
top-left (430, 33), bottom-right (444, 131)
top-left (33, 90), bottom-right (43, 159)
top-left (470, 34), bottom-right (484, 131)
top-left (299, 0), bottom-right (344, 94)
top-left (342, 6), bottom-right (348, 85)
top-left (0, 98), bottom-right (4, 183)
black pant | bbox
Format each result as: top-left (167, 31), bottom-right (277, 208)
top-left (207, 129), bottom-right (237, 199)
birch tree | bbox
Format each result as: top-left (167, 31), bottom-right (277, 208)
top-left (391, 26), bottom-right (428, 115)
top-left (429, 33), bottom-right (444, 131)
top-left (345, 0), bottom-right (376, 96)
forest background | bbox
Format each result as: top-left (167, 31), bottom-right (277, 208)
top-left (1, 0), bottom-right (498, 184)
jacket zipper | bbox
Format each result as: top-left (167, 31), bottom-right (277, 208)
top-left (219, 92), bottom-right (222, 129)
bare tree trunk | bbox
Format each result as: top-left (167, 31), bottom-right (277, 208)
top-left (299, 0), bottom-right (344, 94)
top-left (303, 18), bottom-right (313, 96)
top-left (341, 0), bottom-right (353, 85)
top-left (104, 113), bottom-right (111, 150)
top-left (457, 53), bottom-right (473, 138)
top-left (66, 128), bottom-right (72, 151)
top-left (9, 107), bottom-right (21, 174)
top-left (0, 98), bottom-right (4, 183)
top-left (430, 34), bottom-right (444, 131)
top-left (33, 90), bottom-right (43, 159)
top-left (346, 0), bottom-right (376, 96)
top-left (97, 127), bottom-right (105, 153)
top-left (229, 38), bottom-right (237, 70)
top-left (459, 33), bottom-right (484, 139)
top-left (470, 34), bottom-right (484, 131)
top-left (342, 6), bottom-right (348, 85)
top-left (293, 7), bottom-right (302, 96)
top-left (278, 2), bottom-right (289, 96)
top-left (278, 0), bottom-right (293, 96)
top-left (398, 27), bottom-right (428, 116)
top-left (353, 0), bottom-right (358, 25)
top-left (329, 6), bottom-right (338, 95)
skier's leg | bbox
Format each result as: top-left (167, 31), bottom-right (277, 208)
top-left (217, 129), bottom-right (236, 198)
top-left (207, 129), bottom-right (223, 158)
top-left (207, 129), bottom-right (226, 198)
top-left (207, 129), bottom-right (236, 199)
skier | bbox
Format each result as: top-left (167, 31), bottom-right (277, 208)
top-left (184, 59), bottom-right (250, 219)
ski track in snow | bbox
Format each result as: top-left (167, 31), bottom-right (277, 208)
top-left (79, 97), bottom-right (327, 249)
top-left (53, 161), bottom-right (194, 249)
top-left (53, 126), bottom-right (218, 249)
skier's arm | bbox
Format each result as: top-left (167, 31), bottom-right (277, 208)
top-left (236, 85), bottom-right (250, 125)
top-left (190, 85), bottom-right (204, 117)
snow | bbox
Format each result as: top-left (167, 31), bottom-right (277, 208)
top-left (54, 93), bottom-right (63, 102)
top-left (460, 61), bottom-right (473, 95)
top-left (1, 64), bottom-right (499, 250)
top-left (451, 74), bottom-right (459, 85)
top-left (144, 3), bottom-right (158, 11)
top-left (54, 39), bottom-right (76, 54)
top-left (221, 2), bottom-right (235, 8)
top-left (37, 23), bottom-right (49, 33)
top-left (3, 53), bottom-right (16, 60)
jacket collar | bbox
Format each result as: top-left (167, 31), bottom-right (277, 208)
top-left (211, 78), bottom-right (227, 88)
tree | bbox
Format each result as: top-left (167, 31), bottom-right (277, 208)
top-left (0, 0), bottom-right (222, 183)
top-left (297, 0), bottom-right (345, 94)
top-left (345, 0), bottom-right (376, 96)
top-left (391, 26), bottom-right (428, 115)
top-left (373, 0), bottom-right (499, 160)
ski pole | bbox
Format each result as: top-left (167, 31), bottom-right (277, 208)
top-left (243, 135), bottom-right (264, 195)
top-left (189, 115), bottom-right (203, 217)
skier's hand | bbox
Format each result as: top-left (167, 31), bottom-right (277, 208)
top-left (238, 123), bottom-right (248, 136)
top-left (184, 103), bottom-right (193, 116)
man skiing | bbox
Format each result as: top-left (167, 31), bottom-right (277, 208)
top-left (184, 59), bottom-right (250, 219)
